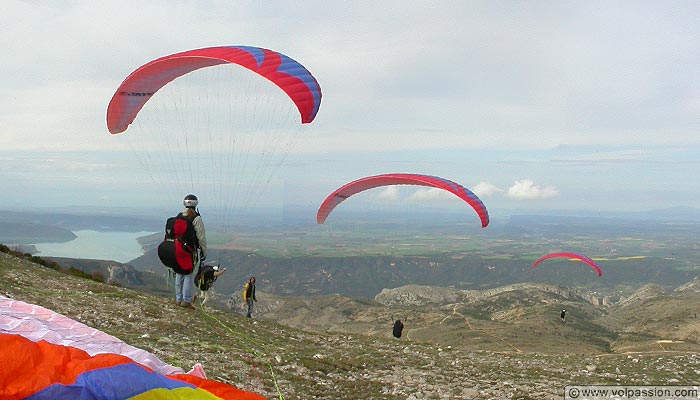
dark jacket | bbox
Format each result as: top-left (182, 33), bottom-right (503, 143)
top-left (244, 282), bottom-right (256, 301)
top-left (392, 320), bottom-right (404, 338)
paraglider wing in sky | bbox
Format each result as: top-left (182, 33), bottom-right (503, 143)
top-left (316, 173), bottom-right (490, 227)
top-left (531, 252), bottom-right (603, 277)
top-left (0, 296), bottom-right (265, 399)
top-left (107, 45), bottom-right (322, 134)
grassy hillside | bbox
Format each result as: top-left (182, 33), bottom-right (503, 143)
top-left (3, 250), bottom-right (700, 399)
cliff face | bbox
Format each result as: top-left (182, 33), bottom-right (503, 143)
top-left (616, 284), bottom-right (669, 308)
top-left (374, 284), bottom-right (461, 306)
top-left (374, 282), bottom-right (592, 307)
top-left (107, 264), bottom-right (144, 286)
top-left (675, 276), bottom-right (700, 294)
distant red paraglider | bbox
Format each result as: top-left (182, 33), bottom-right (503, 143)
top-left (316, 173), bottom-right (489, 227)
top-left (532, 252), bottom-right (602, 277)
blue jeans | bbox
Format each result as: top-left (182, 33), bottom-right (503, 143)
top-left (246, 298), bottom-right (254, 317)
top-left (175, 273), bottom-right (195, 303)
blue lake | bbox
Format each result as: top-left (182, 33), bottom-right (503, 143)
top-left (33, 230), bottom-right (157, 263)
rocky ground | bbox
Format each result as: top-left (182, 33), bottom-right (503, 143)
top-left (2, 251), bottom-right (700, 399)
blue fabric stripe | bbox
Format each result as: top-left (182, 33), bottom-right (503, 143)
top-left (27, 363), bottom-right (195, 400)
top-left (276, 53), bottom-right (322, 119)
top-left (231, 45), bottom-right (266, 68)
top-left (231, 45), bottom-right (321, 120)
top-left (425, 175), bottom-right (486, 208)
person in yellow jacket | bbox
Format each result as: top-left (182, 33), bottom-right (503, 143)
top-left (243, 276), bottom-right (257, 318)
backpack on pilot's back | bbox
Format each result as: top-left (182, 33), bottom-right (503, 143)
top-left (157, 213), bottom-right (198, 275)
top-left (164, 214), bottom-right (198, 244)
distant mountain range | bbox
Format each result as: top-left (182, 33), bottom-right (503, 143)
top-left (4, 205), bottom-right (700, 302)
top-left (0, 222), bottom-right (76, 245)
top-left (48, 243), bottom-right (697, 302)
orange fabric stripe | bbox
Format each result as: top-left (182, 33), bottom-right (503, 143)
top-left (0, 334), bottom-right (139, 398)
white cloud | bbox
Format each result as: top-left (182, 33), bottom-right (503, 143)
top-left (407, 188), bottom-right (454, 202)
top-left (506, 180), bottom-right (559, 200)
top-left (472, 182), bottom-right (503, 197)
top-left (373, 186), bottom-right (399, 201)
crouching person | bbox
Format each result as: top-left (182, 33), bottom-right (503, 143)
top-left (194, 261), bottom-right (226, 307)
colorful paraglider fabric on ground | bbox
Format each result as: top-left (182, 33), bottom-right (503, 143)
top-left (531, 252), bottom-right (603, 277)
top-left (316, 173), bottom-right (490, 227)
top-left (0, 296), bottom-right (265, 400)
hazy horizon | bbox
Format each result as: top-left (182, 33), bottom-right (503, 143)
top-left (3, 1), bottom-right (699, 216)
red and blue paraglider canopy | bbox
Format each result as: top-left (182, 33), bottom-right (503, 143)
top-left (107, 45), bottom-right (322, 134)
top-left (316, 173), bottom-right (489, 227)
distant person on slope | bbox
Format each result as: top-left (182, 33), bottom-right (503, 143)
top-left (560, 309), bottom-right (566, 323)
top-left (392, 319), bottom-right (404, 339)
top-left (174, 194), bottom-right (207, 310)
top-left (243, 276), bottom-right (257, 318)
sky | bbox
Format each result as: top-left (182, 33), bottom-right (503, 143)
top-left (1, 1), bottom-right (699, 221)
